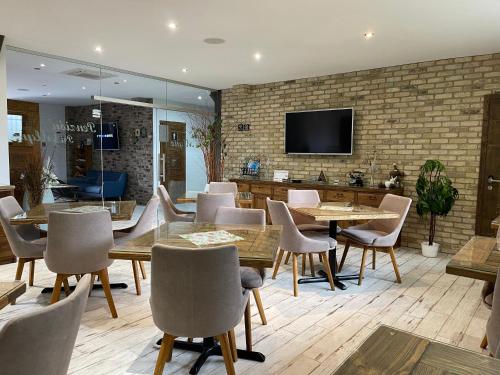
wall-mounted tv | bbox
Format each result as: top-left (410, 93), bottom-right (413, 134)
top-left (93, 122), bottom-right (119, 150)
top-left (285, 108), bottom-right (354, 155)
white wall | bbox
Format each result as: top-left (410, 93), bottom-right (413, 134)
top-left (0, 44), bottom-right (9, 184)
top-left (39, 103), bottom-right (67, 180)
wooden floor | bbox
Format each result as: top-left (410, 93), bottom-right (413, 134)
top-left (0, 245), bottom-right (489, 374)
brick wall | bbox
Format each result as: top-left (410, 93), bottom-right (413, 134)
top-left (221, 52), bottom-right (500, 253)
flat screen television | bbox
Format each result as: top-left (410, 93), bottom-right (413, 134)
top-left (93, 122), bottom-right (119, 150)
top-left (285, 108), bottom-right (354, 155)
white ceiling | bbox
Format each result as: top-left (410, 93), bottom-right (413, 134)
top-left (1, 0), bottom-right (500, 89)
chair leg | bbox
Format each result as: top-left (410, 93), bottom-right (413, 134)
top-left (97, 268), bottom-right (118, 318)
top-left (154, 333), bottom-right (175, 375)
top-left (29, 260), bottom-right (35, 286)
top-left (292, 253), bottom-right (299, 297)
top-left (358, 246), bottom-right (369, 286)
top-left (50, 274), bottom-right (64, 304)
top-left (228, 329), bottom-right (238, 362)
top-left (301, 254), bottom-right (306, 276)
top-left (338, 241), bottom-right (350, 272)
top-left (131, 260), bottom-right (142, 296)
top-left (15, 258), bottom-right (25, 281)
top-left (139, 261), bottom-right (147, 279)
top-left (252, 288), bottom-right (267, 325)
top-left (372, 249), bottom-right (376, 270)
top-left (75, 274), bottom-right (81, 281)
top-left (63, 277), bottom-right (71, 296)
top-left (320, 252), bottom-right (335, 291)
top-left (89, 274), bottom-right (96, 297)
top-left (284, 251), bottom-right (291, 265)
top-left (481, 334), bottom-right (488, 350)
top-left (308, 253), bottom-right (315, 277)
top-left (388, 247), bottom-right (402, 283)
top-left (217, 333), bottom-right (236, 375)
top-left (244, 300), bottom-right (252, 351)
top-left (272, 249), bottom-right (284, 279)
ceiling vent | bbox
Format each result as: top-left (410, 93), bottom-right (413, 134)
top-left (62, 68), bottom-right (117, 80)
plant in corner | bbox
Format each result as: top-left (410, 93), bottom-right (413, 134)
top-left (416, 160), bottom-right (459, 257)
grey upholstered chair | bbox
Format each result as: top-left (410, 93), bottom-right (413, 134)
top-left (338, 194), bottom-right (412, 286)
top-left (215, 206), bottom-right (268, 328)
top-left (150, 244), bottom-right (249, 375)
top-left (208, 182), bottom-right (238, 197)
top-left (267, 198), bottom-right (336, 297)
top-left (114, 195), bottom-right (160, 295)
top-left (0, 274), bottom-right (91, 375)
top-left (157, 185), bottom-right (195, 223)
top-left (0, 196), bottom-right (46, 286)
top-left (485, 268), bottom-right (500, 358)
top-left (45, 210), bottom-right (118, 318)
top-left (195, 193), bottom-right (235, 224)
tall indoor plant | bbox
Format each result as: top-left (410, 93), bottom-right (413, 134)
top-left (416, 160), bottom-right (459, 257)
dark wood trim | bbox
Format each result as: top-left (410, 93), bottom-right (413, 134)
top-left (0, 35), bottom-right (4, 52)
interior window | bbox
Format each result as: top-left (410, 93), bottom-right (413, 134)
top-left (7, 114), bottom-right (23, 142)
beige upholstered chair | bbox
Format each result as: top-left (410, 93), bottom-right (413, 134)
top-left (195, 193), bottom-right (235, 224)
top-left (150, 244), bottom-right (249, 375)
top-left (114, 195), bottom-right (160, 295)
top-left (45, 210), bottom-right (118, 318)
top-left (157, 185), bottom-right (195, 223)
top-left (215, 207), bottom-right (268, 328)
top-left (287, 189), bottom-right (328, 229)
top-left (338, 194), bottom-right (412, 285)
top-left (0, 274), bottom-right (91, 375)
top-left (485, 268), bottom-right (500, 358)
top-left (267, 198), bottom-right (336, 297)
top-left (208, 182), bottom-right (238, 197)
top-left (0, 196), bottom-right (46, 286)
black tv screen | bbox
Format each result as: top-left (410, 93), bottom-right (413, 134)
top-left (285, 108), bottom-right (354, 155)
top-left (93, 122), bottom-right (119, 150)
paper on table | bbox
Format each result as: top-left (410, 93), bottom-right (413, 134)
top-left (62, 206), bottom-right (110, 214)
top-left (180, 230), bottom-right (244, 246)
top-left (319, 202), bottom-right (354, 211)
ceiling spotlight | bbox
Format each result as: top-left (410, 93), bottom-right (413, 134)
top-left (204, 37), bottom-right (226, 45)
top-left (82, 86), bottom-right (86, 90)
top-left (364, 32), bottom-right (375, 39)
top-left (94, 45), bottom-right (103, 53)
top-left (168, 22), bottom-right (177, 30)
top-left (42, 84), bottom-right (47, 87)
top-left (182, 67), bottom-right (188, 73)
top-left (197, 96), bottom-right (203, 100)
top-left (253, 52), bottom-right (262, 61)
top-left (40, 63), bottom-right (46, 67)
top-left (123, 79), bottom-right (127, 83)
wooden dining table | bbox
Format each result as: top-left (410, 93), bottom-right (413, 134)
top-left (0, 281), bottom-right (26, 310)
top-left (176, 191), bottom-right (253, 208)
top-left (333, 325), bottom-right (500, 374)
top-left (10, 200), bottom-right (136, 225)
top-left (289, 203), bottom-right (400, 290)
top-left (446, 236), bottom-right (499, 282)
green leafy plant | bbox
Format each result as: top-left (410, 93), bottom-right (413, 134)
top-left (416, 160), bottom-right (459, 246)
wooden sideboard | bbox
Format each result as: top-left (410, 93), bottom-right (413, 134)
top-left (0, 185), bottom-right (16, 264)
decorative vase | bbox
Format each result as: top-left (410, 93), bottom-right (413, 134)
top-left (421, 241), bottom-right (440, 257)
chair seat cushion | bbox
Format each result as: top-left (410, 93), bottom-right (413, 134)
top-left (240, 267), bottom-right (265, 289)
top-left (301, 231), bottom-right (337, 249)
top-left (29, 237), bottom-right (47, 255)
top-left (341, 228), bottom-right (389, 245)
top-left (297, 223), bottom-right (329, 232)
top-left (84, 185), bottom-right (102, 194)
top-left (113, 231), bottom-right (129, 246)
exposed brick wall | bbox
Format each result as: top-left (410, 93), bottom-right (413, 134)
top-left (222, 52), bottom-right (500, 253)
top-left (66, 102), bottom-right (153, 204)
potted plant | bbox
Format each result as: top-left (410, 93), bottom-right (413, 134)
top-left (416, 160), bottom-right (459, 257)
top-left (21, 153), bottom-right (57, 209)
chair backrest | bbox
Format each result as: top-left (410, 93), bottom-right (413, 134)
top-left (157, 185), bottom-right (182, 222)
top-left (195, 193), bottom-right (235, 224)
top-left (0, 196), bottom-right (40, 258)
top-left (150, 244), bottom-right (246, 338)
top-left (370, 194), bottom-right (412, 246)
top-left (208, 182), bottom-right (238, 197)
top-left (487, 266), bottom-right (500, 358)
top-left (287, 190), bottom-right (321, 208)
top-left (266, 198), bottom-right (306, 251)
top-left (214, 207), bottom-right (265, 225)
top-left (0, 275), bottom-right (91, 375)
top-left (128, 195), bottom-right (159, 238)
top-left (45, 210), bottom-right (114, 274)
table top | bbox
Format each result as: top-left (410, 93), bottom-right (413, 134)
top-left (289, 203), bottom-right (400, 221)
top-left (109, 222), bottom-right (282, 268)
top-left (0, 281), bottom-right (26, 310)
top-left (333, 325), bottom-right (500, 374)
top-left (10, 200), bottom-right (136, 225)
top-left (492, 215), bottom-right (500, 230)
top-left (177, 192), bottom-right (253, 205)
top-left (446, 236), bottom-right (499, 282)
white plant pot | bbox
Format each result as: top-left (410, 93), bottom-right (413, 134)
top-left (421, 241), bottom-right (440, 257)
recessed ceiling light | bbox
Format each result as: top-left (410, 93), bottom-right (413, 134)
top-left (204, 37), bottom-right (225, 45)
top-left (197, 96), bottom-right (203, 100)
top-left (42, 84), bottom-right (47, 87)
top-left (17, 88), bottom-right (30, 92)
top-left (182, 67), bottom-right (188, 73)
top-left (82, 86), bottom-right (86, 90)
top-left (114, 81), bottom-right (120, 85)
top-left (94, 45), bottom-right (103, 53)
top-left (253, 52), bottom-right (262, 61)
top-left (42, 93), bottom-right (51, 97)
top-left (123, 79), bottom-right (127, 83)
top-left (40, 63), bottom-right (46, 67)
top-left (168, 22), bottom-right (177, 30)
top-left (364, 32), bottom-right (375, 39)
top-left (33, 67), bottom-right (41, 71)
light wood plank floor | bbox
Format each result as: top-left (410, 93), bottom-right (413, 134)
top-left (0, 245), bottom-right (489, 374)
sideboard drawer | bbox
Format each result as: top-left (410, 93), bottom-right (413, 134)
top-left (251, 184), bottom-right (273, 196)
top-left (358, 192), bottom-right (384, 207)
top-left (274, 186), bottom-right (292, 196)
top-left (237, 183), bottom-right (250, 192)
top-left (324, 190), bottom-right (355, 203)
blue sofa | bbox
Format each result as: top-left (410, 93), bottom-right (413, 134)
top-left (68, 170), bottom-right (128, 200)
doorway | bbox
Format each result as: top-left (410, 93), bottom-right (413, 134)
top-left (159, 121), bottom-right (186, 201)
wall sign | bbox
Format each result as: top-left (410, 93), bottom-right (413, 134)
top-left (237, 123), bottom-right (251, 131)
